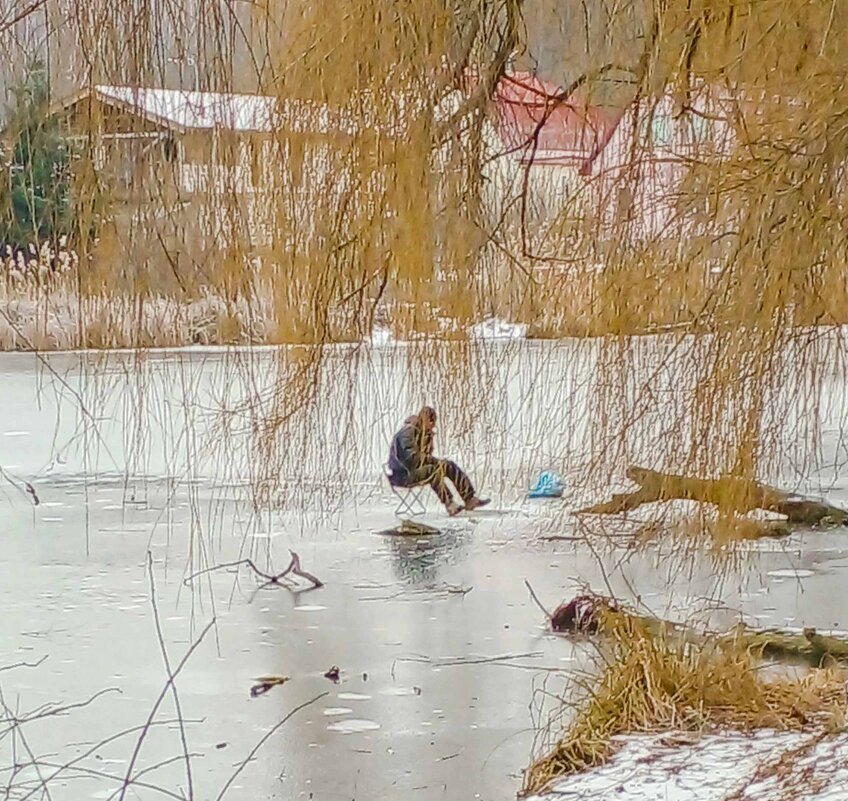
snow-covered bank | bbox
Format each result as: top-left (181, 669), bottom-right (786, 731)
top-left (531, 730), bottom-right (848, 801)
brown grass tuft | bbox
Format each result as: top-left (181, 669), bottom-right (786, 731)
top-left (524, 614), bottom-right (848, 795)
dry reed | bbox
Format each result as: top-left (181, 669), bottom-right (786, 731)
top-left (524, 611), bottom-right (848, 794)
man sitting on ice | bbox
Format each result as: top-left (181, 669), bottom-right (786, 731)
top-left (387, 405), bottom-right (490, 516)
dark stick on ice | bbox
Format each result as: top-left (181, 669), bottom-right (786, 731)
top-left (183, 550), bottom-right (324, 589)
top-left (143, 552), bottom-right (194, 801)
top-left (117, 561), bottom-right (216, 801)
top-left (215, 692), bottom-right (329, 801)
top-left (524, 580), bottom-right (553, 620)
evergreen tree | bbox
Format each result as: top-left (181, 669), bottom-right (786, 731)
top-left (0, 60), bottom-right (71, 255)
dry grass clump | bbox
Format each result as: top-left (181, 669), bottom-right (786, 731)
top-left (524, 614), bottom-right (848, 795)
top-left (0, 269), bottom-right (375, 350)
top-left (1, 242), bottom-right (79, 285)
top-left (0, 284), bottom-right (271, 350)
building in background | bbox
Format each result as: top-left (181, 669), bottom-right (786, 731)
top-left (482, 70), bottom-right (735, 246)
top-left (51, 85), bottom-right (366, 290)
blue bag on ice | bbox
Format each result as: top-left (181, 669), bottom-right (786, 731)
top-left (528, 470), bottom-right (565, 499)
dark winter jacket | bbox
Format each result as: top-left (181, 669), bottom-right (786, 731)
top-left (387, 414), bottom-right (434, 483)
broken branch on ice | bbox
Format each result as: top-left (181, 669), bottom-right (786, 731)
top-left (183, 551), bottom-right (323, 589)
top-left (539, 592), bottom-right (848, 666)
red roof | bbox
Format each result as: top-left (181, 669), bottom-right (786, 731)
top-left (466, 70), bottom-right (624, 174)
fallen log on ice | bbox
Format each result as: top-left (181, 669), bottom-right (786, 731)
top-left (576, 466), bottom-right (848, 529)
top-left (544, 592), bottom-right (848, 666)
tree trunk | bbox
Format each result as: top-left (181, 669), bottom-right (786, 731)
top-left (577, 465), bottom-right (848, 528)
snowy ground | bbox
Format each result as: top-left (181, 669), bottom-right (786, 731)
top-left (532, 729), bottom-right (848, 801)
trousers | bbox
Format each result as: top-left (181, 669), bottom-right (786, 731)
top-left (398, 459), bottom-right (476, 506)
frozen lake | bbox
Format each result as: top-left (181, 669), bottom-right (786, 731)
top-left (2, 339), bottom-right (848, 799)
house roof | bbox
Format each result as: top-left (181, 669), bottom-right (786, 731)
top-left (485, 71), bottom-right (625, 172)
top-left (57, 85), bottom-right (359, 136)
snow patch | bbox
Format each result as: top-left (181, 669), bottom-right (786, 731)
top-left (469, 317), bottom-right (527, 341)
top-left (532, 731), bottom-right (848, 801)
top-left (368, 327), bottom-right (394, 346)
